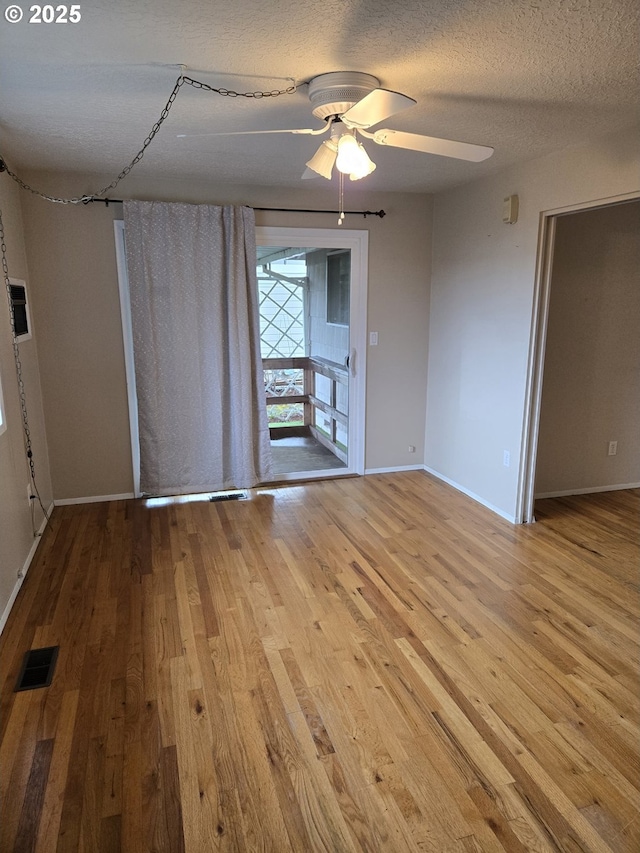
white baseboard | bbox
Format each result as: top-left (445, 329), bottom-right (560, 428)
top-left (0, 502), bottom-right (54, 636)
top-left (54, 492), bottom-right (135, 506)
top-left (423, 466), bottom-right (517, 524)
top-left (535, 482), bottom-right (640, 499)
top-left (365, 464), bottom-right (425, 475)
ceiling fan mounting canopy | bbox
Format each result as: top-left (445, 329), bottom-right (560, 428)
top-left (307, 71), bottom-right (380, 121)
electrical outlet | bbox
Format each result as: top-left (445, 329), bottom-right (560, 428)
top-left (369, 331), bottom-right (379, 346)
top-left (503, 450), bottom-right (510, 467)
top-left (608, 440), bottom-right (618, 456)
top-left (408, 445), bottom-right (415, 453)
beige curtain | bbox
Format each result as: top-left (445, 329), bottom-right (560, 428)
top-left (124, 201), bottom-right (272, 496)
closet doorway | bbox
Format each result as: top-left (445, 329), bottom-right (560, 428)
top-left (520, 193), bottom-right (640, 522)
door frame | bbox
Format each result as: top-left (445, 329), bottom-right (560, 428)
top-left (256, 225), bottom-right (368, 479)
top-left (518, 190), bottom-right (640, 523)
top-left (114, 220), bottom-right (142, 497)
top-left (114, 221), bottom-right (369, 496)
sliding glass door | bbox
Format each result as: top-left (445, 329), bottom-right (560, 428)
top-left (256, 228), bottom-right (368, 481)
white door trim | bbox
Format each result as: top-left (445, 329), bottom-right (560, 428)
top-left (518, 191), bottom-right (640, 523)
top-left (114, 220), bottom-right (141, 498)
top-left (256, 225), bottom-right (368, 477)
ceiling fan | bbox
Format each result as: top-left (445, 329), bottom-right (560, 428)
top-left (178, 71), bottom-right (494, 181)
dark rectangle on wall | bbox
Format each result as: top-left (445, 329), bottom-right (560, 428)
top-left (9, 284), bottom-right (29, 337)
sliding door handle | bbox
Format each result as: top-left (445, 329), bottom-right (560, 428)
top-left (345, 348), bottom-right (356, 377)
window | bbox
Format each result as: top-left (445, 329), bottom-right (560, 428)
top-left (9, 279), bottom-right (31, 341)
top-left (326, 251), bottom-right (350, 326)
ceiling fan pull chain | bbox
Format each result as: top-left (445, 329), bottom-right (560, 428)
top-left (338, 172), bottom-right (345, 226)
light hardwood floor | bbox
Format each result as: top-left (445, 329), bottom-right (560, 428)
top-left (1, 472), bottom-right (638, 852)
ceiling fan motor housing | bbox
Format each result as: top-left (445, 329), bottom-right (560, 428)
top-left (308, 72), bottom-right (380, 120)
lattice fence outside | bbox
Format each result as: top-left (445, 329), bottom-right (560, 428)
top-left (258, 278), bottom-right (305, 359)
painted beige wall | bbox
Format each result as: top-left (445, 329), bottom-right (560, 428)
top-left (20, 172), bottom-right (431, 499)
top-left (0, 177), bottom-right (53, 625)
top-left (21, 190), bottom-right (134, 500)
top-left (535, 201), bottom-right (640, 495)
top-left (425, 125), bottom-right (640, 520)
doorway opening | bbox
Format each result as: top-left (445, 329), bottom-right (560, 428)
top-left (520, 192), bottom-right (640, 522)
top-left (258, 245), bottom-right (349, 476)
top-left (256, 227), bottom-right (368, 482)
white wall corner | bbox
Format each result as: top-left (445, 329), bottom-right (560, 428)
top-left (423, 466), bottom-right (518, 524)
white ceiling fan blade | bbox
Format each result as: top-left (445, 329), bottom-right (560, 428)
top-left (369, 128), bottom-right (494, 161)
top-left (177, 126), bottom-right (329, 139)
top-left (341, 89), bottom-right (416, 129)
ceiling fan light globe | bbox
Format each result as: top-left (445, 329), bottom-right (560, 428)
top-left (348, 144), bottom-right (376, 180)
top-left (305, 140), bottom-right (337, 180)
top-left (335, 133), bottom-right (365, 174)
top-left (350, 160), bottom-right (376, 181)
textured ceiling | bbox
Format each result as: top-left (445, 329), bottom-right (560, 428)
top-left (0, 0), bottom-right (638, 194)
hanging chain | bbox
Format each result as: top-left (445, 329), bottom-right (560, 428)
top-left (181, 75), bottom-right (296, 99)
top-left (0, 73), bottom-right (298, 205)
top-left (0, 70), bottom-right (297, 535)
top-left (1, 206), bottom-right (53, 531)
top-left (0, 206), bottom-right (49, 529)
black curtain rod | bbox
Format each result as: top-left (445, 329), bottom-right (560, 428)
top-left (255, 207), bottom-right (386, 218)
top-left (83, 198), bottom-right (386, 218)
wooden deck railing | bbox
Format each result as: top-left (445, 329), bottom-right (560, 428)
top-left (263, 356), bottom-right (348, 464)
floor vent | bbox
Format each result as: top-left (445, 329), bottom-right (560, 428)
top-left (209, 491), bottom-right (248, 503)
top-left (15, 646), bottom-right (59, 692)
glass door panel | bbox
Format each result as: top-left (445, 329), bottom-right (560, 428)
top-left (257, 245), bottom-right (351, 479)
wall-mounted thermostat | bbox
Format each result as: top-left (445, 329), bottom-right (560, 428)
top-left (503, 194), bottom-right (519, 224)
